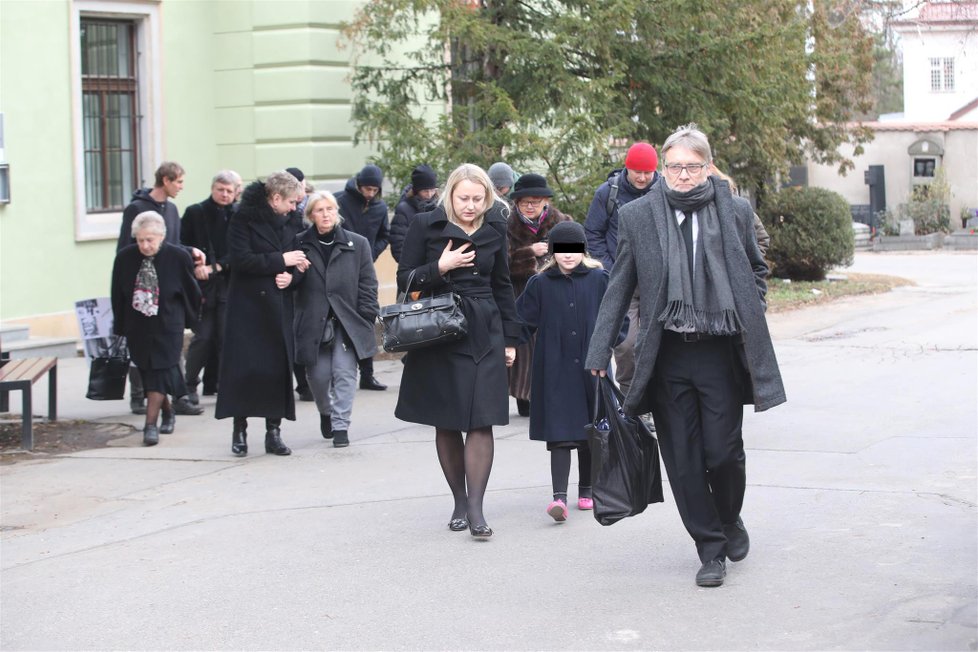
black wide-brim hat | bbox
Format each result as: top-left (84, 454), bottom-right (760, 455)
top-left (510, 173), bottom-right (554, 199)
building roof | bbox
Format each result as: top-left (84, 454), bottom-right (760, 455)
top-left (893, 1), bottom-right (978, 26)
top-left (852, 121), bottom-right (978, 132)
top-left (948, 97), bottom-right (978, 121)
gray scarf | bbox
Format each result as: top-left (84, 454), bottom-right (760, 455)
top-left (658, 177), bottom-right (741, 335)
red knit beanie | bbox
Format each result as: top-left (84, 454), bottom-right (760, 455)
top-left (624, 142), bottom-right (659, 172)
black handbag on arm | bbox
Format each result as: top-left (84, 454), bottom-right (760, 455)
top-left (85, 337), bottom-right (130, 401)
top-left (379, 269), bottom-right (468, 353)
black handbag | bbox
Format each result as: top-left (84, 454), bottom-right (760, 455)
top-left (586, 375), bottom-right (664, 526)
top-left (379, 269), bottom-right (468, 353)
top-left (85, 338), bottom-right (130, 401)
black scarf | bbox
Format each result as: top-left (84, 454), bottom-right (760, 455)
top-left (658, 178), bottom-right (741, 335)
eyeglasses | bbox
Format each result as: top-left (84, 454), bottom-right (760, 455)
top-left (664, 163), bottom-right (708, 176)
top-left (517, 199), bottom-right (546, 207)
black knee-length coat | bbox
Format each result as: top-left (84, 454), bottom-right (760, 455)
top-left (394, 203), bottom-right (522, 431)
top-left (215, 181), bottom-right (297, 421)
top-left (111, 242), bottom-right (201, 370)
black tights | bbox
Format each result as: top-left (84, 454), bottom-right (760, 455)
top-left (551, 446), bottom-right (592, 500)
top-left (145, 391), bottom-right (171, 427)
top-left (435, 427), bottom-right (494, 528)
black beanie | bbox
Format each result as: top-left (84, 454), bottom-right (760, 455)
top-left (547, 221), bottom-right (587, 253)
top-left (410, 165), bottom-right (438, 192)
top-left (357, 164), bottom-right (384, 188)
top-left (286, 167), bottom-right (305, 182)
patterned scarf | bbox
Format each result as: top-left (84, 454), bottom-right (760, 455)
top-left (132, 257), bottom-right (160, 317)
top-left (517, 206), bottom-right (548, 233)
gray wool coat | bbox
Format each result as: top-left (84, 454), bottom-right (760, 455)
top-left (584, 178), bottom-right (786, 415)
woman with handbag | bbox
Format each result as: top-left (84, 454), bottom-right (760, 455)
top-left (394, 163), bottom-right (521, 538)
top-left (111, 212), bottom-right (201, 446)
top-left (215, 171), bottom-right (309, 457)
top-left (505, 173), bottom-right (571, 417)
top-left (289, 191), bottom-right (379, 448)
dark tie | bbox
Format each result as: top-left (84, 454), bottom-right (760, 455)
top-left (681, 211), bottom-right (694, 277)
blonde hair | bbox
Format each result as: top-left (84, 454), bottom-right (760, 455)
top-left (537, 252), bottom-right (603, 273)
top-left (304, 191), bottom-right (343, 224)
top-left (708, 163), bottom-right (738, 192)
top-left (439, 164), bottom-right (503, 230)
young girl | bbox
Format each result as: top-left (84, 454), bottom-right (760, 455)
top-left (516, 221), bottom-right (625, 521)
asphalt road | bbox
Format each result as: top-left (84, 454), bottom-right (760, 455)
top-left (1, 251), bottom-right (975, 651)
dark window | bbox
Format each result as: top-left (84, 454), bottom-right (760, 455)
top-left (81, 19), bottom-right (139, 212)
top-left (913, 158), bottom-right (936, 178)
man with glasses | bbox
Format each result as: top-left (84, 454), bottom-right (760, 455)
top-left (584, 142), bottom-right (660, 399)
top-left (586, 124), bottom-right (785, 588)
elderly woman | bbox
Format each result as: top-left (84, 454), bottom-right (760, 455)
top-left (289, 191), bottom-right (379, 448)
top-left (395, 163), bottom-right (521, 538)
top-left (506, 173), bottom-right (571, 417)
top-left (215, 171), bottom-right (309, 457)
top-left (111, 212), bottom-right (201, 446)
top-left (585, 123), bottom-right (785, 588)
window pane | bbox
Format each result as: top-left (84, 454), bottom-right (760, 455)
top-left (85, 151), bottom-right (103, 211)
top-left (944, 58), bottom-right (955, 91)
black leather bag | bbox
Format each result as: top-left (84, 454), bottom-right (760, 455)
top-left (85, 339), bottom-right (130, 401)
top-left (586, 376), bottom-right (664, 526)
top-left (379, 270), bottom-right (468, 353)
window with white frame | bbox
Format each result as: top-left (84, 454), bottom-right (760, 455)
top-left (81, 19), bottom-right (139, 212)
top-left (72, 1), bottom-right (161, 241)
top-left (929, 57), bottom-right (955, 92)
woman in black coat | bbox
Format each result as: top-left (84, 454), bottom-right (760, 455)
top-left (395, 163), bottom-right (521, 538)
top-left (215, 172), bottom-right (309, 457)
top-left (111, 212), bottom-right (201, 446)
top-left (290, 191), bottom-right (379, 448)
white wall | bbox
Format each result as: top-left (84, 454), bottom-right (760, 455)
top-left (898, 26), bottom-right (978, 122)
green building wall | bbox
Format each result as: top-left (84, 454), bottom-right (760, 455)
top-left (0, 0), bottom-right (391, 336)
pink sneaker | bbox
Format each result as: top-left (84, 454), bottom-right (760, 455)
top-left (547, 499), bottom-right (568, 522)
top-left (578, 497), bottom-right (594, 511)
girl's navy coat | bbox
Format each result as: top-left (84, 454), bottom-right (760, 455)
top-left (516, 264), bottom-right (624, 442)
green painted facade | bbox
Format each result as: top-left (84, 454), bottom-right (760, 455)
top-left (0, 0), bottom-right (386, 331)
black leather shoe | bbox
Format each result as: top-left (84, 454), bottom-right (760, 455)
top-left (202, 387), bottom-right (217, 397)
top-left (186, 391), bottom-right (200, 407)
top-left (320, 413), bottom-right (333, 439)
top-left (265, 428), bottom-right (292, 455)
top-left (695, 558), bottom-right (726, 587)
top-left (332, 430), bottom-right (349, 448)
top-left (159, 410), bottom-right (176, 434)
top-left (130, 397), bottom-right (147, 415)
top-left (143, 425), bottom-right (159, 446)
top-left (449, 518), bottom-right (469, 531)
top-left (724, 517), bottom-right (750, 562)
top-left (297, 388), bottom-right (315, 402)
top-left (516, 398), bottom-right (530, 417)
top-left (359, 376), bottom-right (387, 391)
top-left (173, 396), bottom-right (204, 415)
top-left (232, 424), bottom-right (248, 457)
top-left (469, 523), bottom-right (493, 538)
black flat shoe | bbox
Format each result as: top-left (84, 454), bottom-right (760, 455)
top-left (469, 524), bottom-right (493, 538)
top-left (159, 410), bottom-right (175, 434)
top-left (320, 413), bottom-right (333, 439)
top-left (449, 518), bottom-right (469, 531)
top-left (231, 427), bottom-right (247, 457)
top-left (695, 558), bottom-right (726, 587)
top-left (264, 427), bottom-right (292, 456)
top-left (724, 517), bottom-right (750, 562)
top-left (143, 425), bottom-right (159, 446)
top-left (516, 398), bottom-right (530, 417)
top-left (359, 375), bottom-right (387, 391)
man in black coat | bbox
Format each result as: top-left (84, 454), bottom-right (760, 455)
top-left (180, 170), bottom-right (238, 406)
top-left (335, 163), bottom-right (390, 391)
top-left (116, 161), bottom-right (204, 416)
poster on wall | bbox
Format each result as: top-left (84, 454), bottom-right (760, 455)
top-left (74, 297), bottom-right (127, 361)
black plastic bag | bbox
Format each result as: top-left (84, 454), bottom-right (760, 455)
top-left (586, 376), bottom-right (664, 526)
top-left (86, 338), bottom-right (129, 401)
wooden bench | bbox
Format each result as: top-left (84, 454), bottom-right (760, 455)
top-left (0, 356), bottom-right (58, 451)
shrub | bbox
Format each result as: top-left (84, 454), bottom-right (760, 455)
top-left (760, 187), bottom-right (854, 281)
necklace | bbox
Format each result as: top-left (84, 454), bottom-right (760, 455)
top-left (318, 235), bottom-right (335, 245)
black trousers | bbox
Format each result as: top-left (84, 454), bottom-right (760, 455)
top-left (648, 331), bottom-right (746, 563)
top-left (185, 300), bottom-right (227, 393)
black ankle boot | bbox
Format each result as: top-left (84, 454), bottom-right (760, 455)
top-left (320, 413), bottom-right (333, 439)
top-left (265, 427), bottom-right (292, 456)
top-left (231, 419), bottom-right (248, 457)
